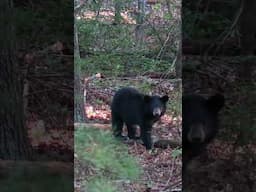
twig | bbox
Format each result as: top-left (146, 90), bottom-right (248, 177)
top-left (156, 29), bottom-right (172, 59)
top-left (204, 0), bottom-right (244, 59)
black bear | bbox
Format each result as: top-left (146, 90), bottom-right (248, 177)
top-left (182, 94), bottom-right (225, 165)
top-left (111, 87), bottom-right (169, 149)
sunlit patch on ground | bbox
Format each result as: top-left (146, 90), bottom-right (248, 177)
top-left (85, 104), bottom-right (111, 122)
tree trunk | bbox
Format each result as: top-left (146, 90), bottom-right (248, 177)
top-left (175, 43), bottom-right (182, 79)
top-left (74, 24), bottom-right (86, 123)
top-left (74, 7), bottom-right (86, 123)
top-left (114, 0), bottom-right (122, 24)
top-left (135, 0), bottom-right (146, 47)
top-left (0, 0), bottom-right (32, 160)
top-left (74, 70), bottom-right (86, 123)
top-left (74, 21), bottom-right (80, 59)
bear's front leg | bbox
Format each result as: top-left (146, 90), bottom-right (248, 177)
top-left (141, 123), bottom-right (153, 150)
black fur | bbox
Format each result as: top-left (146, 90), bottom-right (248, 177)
top-left (182, 94), bottom-right (225, 164)
top-left (111, 87), bottom-right (169, 149)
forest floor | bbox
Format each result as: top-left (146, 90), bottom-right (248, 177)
top-left (75, 55), bottom-right (256, 192)
top-left (75, 76), bottom-right (182, 192)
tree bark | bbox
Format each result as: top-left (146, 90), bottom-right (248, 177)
top-left (114, 0), bottom-right (122, 24)
top-left (74, 71), bottom-right (86, 123)
top-left (0, 0), bottom-right (32, 160)
top-left (74, 21), bottom-right (80, 59)
top-left (135, 0), bottom-right (146, 47)
top-left (74, 5), bottom-right (86, 123)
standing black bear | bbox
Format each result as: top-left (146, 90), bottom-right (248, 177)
top-left (182, 94), bottom-right (225, 165)
top-left (111, 87), bottom-right (169, 149)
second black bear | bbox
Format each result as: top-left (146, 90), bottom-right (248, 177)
top-left (182, 94), bottom-right (225, 165)
top-left (111, 87), bottom-right (169, 149)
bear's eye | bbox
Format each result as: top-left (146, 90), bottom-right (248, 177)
top-left (144, 95), bottom-right (151, 102)
top-left (161, 95), bottom-right (169, 103)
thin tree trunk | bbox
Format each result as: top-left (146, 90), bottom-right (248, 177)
top-left (74, 21), bottom-right (86, 123)
top-left (74, 71), bottom-right (86, 123)
top-left (135, 0), bottom-right (146, 47)
top-left (74, 22), bottom-right (80, 59)
top-left (74, 4), bottom-right (86, 123)
top-left (114, 0), bottom-right (122, 24)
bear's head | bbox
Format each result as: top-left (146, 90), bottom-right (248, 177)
top-left (183, 94), bottom-right (225, 144)
top-left (144, 95), bottom-right (169, 119)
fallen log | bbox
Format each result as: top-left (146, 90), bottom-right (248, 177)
top-left (154, 139), bottom-right (181, 149)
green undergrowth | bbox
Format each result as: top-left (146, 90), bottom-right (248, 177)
top-left (77, 19), bottom-right (176, 77)
top-left (79, 53), bottom-right (173, 77)
top-left (75, 126), bottom-right (142, 192)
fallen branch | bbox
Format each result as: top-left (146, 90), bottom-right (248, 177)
top-left (154, 139), bottom-right (181, 149)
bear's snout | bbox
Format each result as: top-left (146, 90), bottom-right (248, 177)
top-left (153, 108), bottom-right (162, 117)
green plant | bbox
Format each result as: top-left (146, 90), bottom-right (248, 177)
top-left (75, 126), bottom-right (141, 191)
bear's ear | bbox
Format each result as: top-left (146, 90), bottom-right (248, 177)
top-left (161, 95), bottom-right (169, 103)
top-left (144, 95), bottom-right (152, 103)
top-left (207, 94), bottom-right (225, 113)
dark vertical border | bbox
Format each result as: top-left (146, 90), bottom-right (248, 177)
top-left (0, 0), bottom-right (74, 191)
